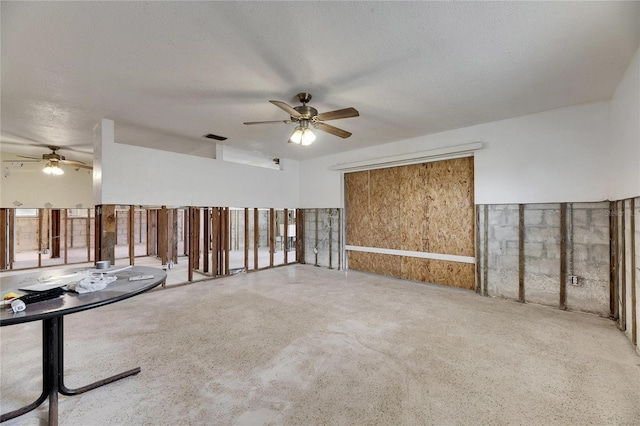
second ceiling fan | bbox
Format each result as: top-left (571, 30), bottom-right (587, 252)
top-left (244, 93), bottom-right (359, 145)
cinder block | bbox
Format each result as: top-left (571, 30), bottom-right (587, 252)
top-left (524, 209), bottom-right (543, 226)
top-left (590, 208), bottom-right (610, 228)
top-left (543, 242), bottom-right (560, 259)
top-left (588, 244), bottom-right (610, 266)
top-left (523, 242), bottom-right (544, 258)
top-left (492, 225), bottom-right (519, 242)
top-left (488, 209), bottom-right (505, 226)
top-left (506, 240), bottom-right (520, 256)
top-left (543, 210), bottom-right (561, 227)
top-left (571, 209), bottom-right (589, 226)
top-left (572, 243), bottom-right (589, 262)
top-left (525, 257), bottom-right (559, 276)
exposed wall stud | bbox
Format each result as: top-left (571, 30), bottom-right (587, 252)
top-left (560, 203), bottom-right (567, 310)
top-left (315, 209), bottom-right (319, 266)
top-left (203, 208), bottom-right (210, 273)
top-left (483, 204), bottom-right (488, 297)
top-left (244, 208), bottom-right (249, 271)
top-left (475, 206), bottom-right (481, 294)
top-left (254, 208), bottom-right (259, 270)
top-left (129, 205), bottom-right (135, 265)
top-left (158, 206), bottom-right (168, 266)
top-left (269, 208), bottom-right (275, 267)
top-left (284, 208), bottom-right (289, 264)
top-left (9, 209), bottom-right (15, 269)
top-left (0, 209), bottom-right (7, 270)
top-left (296, 209), bottom-right (305, 264)
top-left (64, 209), bottom-right (68, 265)
top-left (518, 204), bottom-right (525, 303)
top-left (610, 201), bottom-right (619, 319)
top-left (630, 198), bottom-right (636, 345)
top-left (620, 200), bottom-right (626, 331)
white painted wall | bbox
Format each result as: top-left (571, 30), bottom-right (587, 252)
top-left (0, 152), bottom-right (94, 208)
top-left (96, 120), bottom-right (299, 208)
top-left (609, 48), bottom-right (640, 200)
top-left (300, 101), bottom-right (611, 207)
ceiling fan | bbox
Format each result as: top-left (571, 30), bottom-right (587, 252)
top-left (6, 146), bottom-right (92, 175)
top-left (244, 93), bottom-right (359, 145)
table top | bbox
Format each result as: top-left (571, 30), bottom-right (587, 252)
top-left (1, 265), bottom-right (166, 326)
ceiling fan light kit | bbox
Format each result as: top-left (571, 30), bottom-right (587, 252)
top-left (289, 121), bottom-right (316, 145)
top-left (244, 92), bottom-right (359, 146)
top-left (3, 145), bottom-right (93, 176)
top-left (43, 161), bottom-right (64, 175)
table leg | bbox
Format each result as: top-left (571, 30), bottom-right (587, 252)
top-left (57, 316), bottom-right (141, 396)
top-left (0, 319), bottom-right (52, 423)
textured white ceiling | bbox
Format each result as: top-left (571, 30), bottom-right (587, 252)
top-left (1, 1), bottom-right (638, 163)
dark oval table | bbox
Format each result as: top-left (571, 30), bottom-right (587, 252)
top-left (0, 265), bottom-right (166, 425)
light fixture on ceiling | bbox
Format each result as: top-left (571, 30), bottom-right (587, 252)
top-left (43, 161), bottom-right (64, 175)
top-left (288, 120), bottom-right (316, 146)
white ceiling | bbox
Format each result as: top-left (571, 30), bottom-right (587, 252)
top-left (1, 1), bottom-right (638, 164)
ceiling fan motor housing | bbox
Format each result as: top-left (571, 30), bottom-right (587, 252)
top-left (293, 105), bottom-right (318, 121)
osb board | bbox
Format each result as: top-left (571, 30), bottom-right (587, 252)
top-left (345, 157), bottom-right (474, 289)
top-left (348, 251), bottom-right (402, 279)
top-left (426, 157), bottom-right (474, 256)
top-left (399, 164), bottom-right (429, 252)
top-left (369, 167), bottom-right (402, 249)
top-left (345, 171), bottom-right (371, 247)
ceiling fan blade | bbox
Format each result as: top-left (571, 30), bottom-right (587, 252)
top-left (60, 160), bottom-right (92, 169)
top-left (3, 158), bottom-right (41, 163)
top-left (314, 122), bottom-right (352, 139)
top-left (17, 154), bottom-right (42, 160)
top-left (316, 107), bottom-right (359, 121)
top-left (243, 120), bottom-right (292, 125)
top-left (269, 100), bottom-right (302, 118)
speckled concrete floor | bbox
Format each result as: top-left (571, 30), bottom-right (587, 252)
top-left (1, 265), bottom-right (639, 425)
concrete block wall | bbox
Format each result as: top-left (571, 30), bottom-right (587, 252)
top-left (478, 202), bottom-right (610, 317)
top-left (303, 208), bottom-right (342, 269)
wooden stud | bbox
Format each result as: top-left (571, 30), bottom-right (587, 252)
top-left (337, 209), bottom-right (341, 269)
top-left (139, 209), bottom-right (143, 244)
top-left (254, 208), bottom-right (259, 270)
top-left (244, 208), bottom-right (249, 270)
top-left (203, 208), bottom-right (210, 273)
top-left (51, 209), bottom-right (61, 258)
top-left (96, 205), bottom-right (116, 264)
top-left (284, 209), bottom-right (289, 264)
top-left (296, 209), bottom-right (304, 264)
top-left (483, 205), bottom-right (489, 297)
top-left (224, 207), bottom-right (230, 275)
top-left (9, 209), bottom-right (15, 269)
top-left (38, 208), bottom-right (43, 267)
top-left (158, 206), bottom-right (168, 266)
top-left (129, 205), bottom-right (135, 265)
top-left (620, 200), bottom-right (626, 331)
top-left (315, 209), bottom-right (319, 266)
top-left (64, 209), bottom-right (68, 265)
top-left (170, 208), bottom-right (178, 265)
top-left (0, 209), bottom-right (6, 270)
top-left (329, 209), bottom-right (333, 269)
top-left (86, 209), bottom-right (91, 262)
top-left (269, 208), bottom-right (275, 267)
top-left (518, 204), bottom-right (525, 303)
top-left (475, 206), bottom-right (482, 294)
top-left (210, 208), bottom-right (219, 276)
top-left (631, 198), bottom-right (637, 346)
top-left (559, 203), bottom-right (567, 310)
top-left (610, 201), bottom-right (617, 318)
top-left (187, 207), bottom-right (194, 282)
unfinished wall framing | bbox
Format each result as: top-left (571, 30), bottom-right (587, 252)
top-left (344, 157), bottom-right (475, 289)
top-left (475, 201), bottom-right (631, 324)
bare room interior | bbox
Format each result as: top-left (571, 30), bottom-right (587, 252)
top-left (1, 2), bottom-right (639, 425)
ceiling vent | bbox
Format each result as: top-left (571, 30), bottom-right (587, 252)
top-left (203, 133), bottom-right (227, 141)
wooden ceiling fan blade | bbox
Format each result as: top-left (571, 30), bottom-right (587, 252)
top-left (243, 120), bottom-right (292, 125)
top-left (17, 154), bottom-right (42, 160)
top-left (269, 100), bottom-right (302, 118)
top-left (316, 107), bottom-right (359, 121)
top-left (3, 158), bottom-right (41, 163)
top-left (314, 122), bottom-right (352, 139)
top-left (60, 160), bottom-right (92, 169)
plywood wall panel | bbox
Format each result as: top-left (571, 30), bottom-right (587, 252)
top-left (428, 260), bottom-right (476, 289)
top-left (345, 157), bottom-right (474, 289)
top-left (369, 168), bottom-right (402, 250)
top-left (348, 251), bottom-right (402, 278)
top-left (426, 158), bottom-right (474, 256)
top-left (345, 171), bottom-right (371, 247)
top-left (399, 164), bottom-right (429, 252)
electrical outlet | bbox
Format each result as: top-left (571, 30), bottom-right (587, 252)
top-left (570, 276), bottom-right (579, 286)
